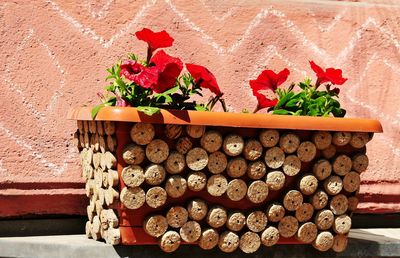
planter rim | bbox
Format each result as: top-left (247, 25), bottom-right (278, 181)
top-left (67, 106), bottom-right (383, 133)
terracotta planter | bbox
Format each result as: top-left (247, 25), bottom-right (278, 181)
top-left (68, 106), bottom-right (382, 252)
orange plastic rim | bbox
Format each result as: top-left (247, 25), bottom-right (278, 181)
top-left (67, 106), bottom-right (383, 133)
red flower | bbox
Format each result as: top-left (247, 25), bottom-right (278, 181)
top-left (249, 68), bottom-right (290, 108)
top-left (309, 61), bottom-right (347, 86)
top-left (120, 60), bottom-right (159, 89)
top-left (186, 64), bottom-right (222, 96)
top-left (135, 28), bottom-right (174, 52)
top-left (150, 50), bottom-right (183, 93)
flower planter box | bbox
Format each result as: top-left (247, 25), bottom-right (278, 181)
top-left (68, 106), bottom-right (382, 253)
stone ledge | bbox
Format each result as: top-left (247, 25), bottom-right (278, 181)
top-left (0, 229), bottom-right (400, 258)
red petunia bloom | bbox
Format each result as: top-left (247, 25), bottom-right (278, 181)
top-left (120, 60), bottom-right (159, 89)
top-left (249, 68), bottom-right (290, 109)
top-left (135, 28), bottom-right (174, 52)
top-left (186, 64), bottom-right (222, 97)
top-left (150, 50), bottom-right (183, 93)
top-left (309, 61), bottom-right (347, 87)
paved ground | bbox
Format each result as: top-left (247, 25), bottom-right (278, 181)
top-left (0, 229), bottom-right (400, 258)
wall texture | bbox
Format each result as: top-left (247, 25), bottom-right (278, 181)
top-left (0, 0), bottom-right (399, 216)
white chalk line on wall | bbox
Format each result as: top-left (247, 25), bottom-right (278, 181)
top-left (46, 0), bottom-right (157, 48)
top-left (83, 0), bottom-right (114, 20)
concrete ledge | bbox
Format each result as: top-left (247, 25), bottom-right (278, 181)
top-left (0, 229), bottom-right (400, 258)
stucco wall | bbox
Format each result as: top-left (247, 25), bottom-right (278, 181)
top-left (0, 0), bottom-right (399, 216)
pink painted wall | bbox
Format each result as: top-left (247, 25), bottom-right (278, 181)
top-left (0, 0), bottom-right (399, 216)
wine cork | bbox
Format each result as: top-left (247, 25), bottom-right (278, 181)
top-left (146, 139), bottom-right (169, 164)
top-left (187, 171), bottom-right (207, 192)
top-left (180, 221), bottom-right (201, 243)
top-left (100, 209), bottom-right (110, 230)
top-left (85, 221), bottom-right (92, 238)
top-left (175, 137), bottom-right (193, 155)
top-left (312, 131), bottom-right (332, 150)
top-left (186, 147), bottom-right (208, 171)
top-left (246, 211), bottom-right (268, 233)
top-left (207, 206), bottom-right (227, 228)
top-left (199, 228), bottom-right (219, 250)
top-left (313, 159), bottom-right (332, 181)
top-left (98, 188), bottom-right (106, 207)
top-left (226, 157), bottom-right (247, 178)
top-left (247, 161), bottom-right (267, 180)
top-left (89, 121), bottom-right (97, 134)
top-left (186, 125), bottom-right (206, 138)
top-left (122, 144), bottom-right (145, 165)
top-left (121, 165), bottom-right (144, 187)
top-left (87, 205), bottom-right (95, 223)
top-left (279, 133), bottom-right (300, 154)
top-left (297, 141), bottom-right (317, 162)
top-left (223, 134), bottom-right (244, 157)
top-left (200, 130), bottom-right (223, 153)
top-left (332, 132), bottom-right (351, 146)
top-left (95, 200), bottom-right (103, 219)
top-left (108, 169), bottom-right (119, 187)
top-left (104, 186), bottom-right (119, 206)
top-left (299, 174), bottom-right (318, 195)
top-left (239, 232), bottom-right (261, 254)
top-left (92, 215), bottom-right (101, 235)
top-left (283, 190), bottom-right (303, 211)
top-left (282, 155), bottom-right (301, 176)
top-left (296, 222), bottom-right (318, 243)
top-left (343, 171), bottom-right (361, 193)
top-left (166, 206), bottom-right (188, 228)
top-left (106, 135), bottom-right (116, 153)
top-left (207, 174), bottom-right (228, 197)
top-left (315, 209), bottom-right (334, 230)
top-left (77, 120), bottom-right (84, 133)
top-left (107, 228), bottom-right (121, 245)
top-left (333, 215), bottom-right (351, 234)
top-left (259, 129), bottom-right (280, 148)
top-left (92, 152), bottom-right (101, 169)
top-left (145, 186), bottom-right (167, 208)
top-left (85, 148), bottom-right (93, 165)
top-left (322, 144), bottom-right (336, 159)
top-left (104, 121), bottom-right (115, 136)
top-left (120, 186), bottom-right (145, 209)
top-left (159, 231), bottom-right (181, 253)
top-left (83, 133), bottom-right (90, 149)
top-left (207, 151), bottom-right (228, 174)
top-left (104, 152), bottom-right (116, 169)
top-left (85, 179), bottom-right (94, 197)
top-left (347, 196), bottom-right (359, 212)
top-left (100, 152), bottom-right (107, 170)
top-left (143, 215), bottom-right (168, 238)
top-left (96, 121), bottom-right (104, 136)
top-left (264, 147), bottom-right (285, 169)
top-left (218, 231), bottom-right (239, 253)
top-left (324, 176), bottom-right (343, 195)
top-left (330, 194), bottom-right (348, 215)
top-left (350, 132), bottom-right (369, 148)
top-left (92, 134), bottom-right (101, 152)
top-left (243, 139), bottom-right (263, 161)
top-left (247, 180), bottom-right (268, 204)
top-left (295, 203), bottom-right (314, 223)
top-left (102, 172), bottom-right (109, 188)
top-left (311, 190), bottom-right (329, 210)
top-left (261, 226), bottom-right (280, 246)
top-left (266, 171), bottom-right (286, 191)
top-left (94, 168), bottom-right (103, 188)
top-left (313, 231), bottom-right (334, 252)
top-left (144, 164), bottom-right (166, 186)
top-left (226, 179), bottom-right (247, 201)
top-left (79, 133), bottom-right (85, 149)
top-left (278, 216), bottom-right (299, 238)
top-left (352, 153), bottom-right (369, 173)
top-left (332, 234), bottom-right (348, 253)
top-left (165, 151), bottom-right (186, 174)
top-left (266, 203), bottom-right (285, 222)
top-left (107, 209), bottom-right (119, 228)
top-left (165, 124), bottom-right (183, 140)
top-left (333, 155), bottom-right (352, 176)
top-left (187, 199), bottom-right (208, 221)
top-left (226, 212), bottom-right (246, 232)
top-left (130, 123), bottom-right (155, 145)
top-left (165, 175), bottom-right (187, 198)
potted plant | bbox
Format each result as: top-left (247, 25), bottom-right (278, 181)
top-left (67, 28), bottom-right (382, 254)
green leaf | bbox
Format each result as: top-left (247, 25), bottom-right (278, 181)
top-left (91, 104), bottom-right (104, 119)
top-left (194, 105), bottom-right (207, 111)
top-left (272, 109), bottom-right (291, 115)
top-left (275, 91), bottom-right (295, 109)
top-left (137, 106), bottom-right (160, 116)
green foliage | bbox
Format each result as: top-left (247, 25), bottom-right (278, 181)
top-left (271, 80), bottom-right (346, 117)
